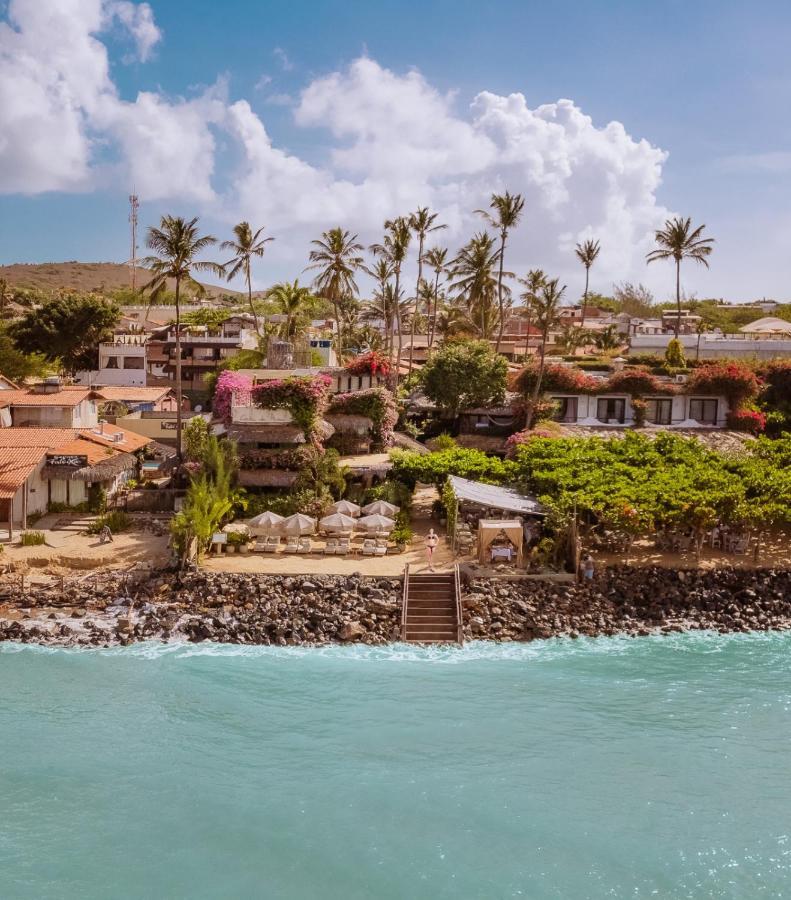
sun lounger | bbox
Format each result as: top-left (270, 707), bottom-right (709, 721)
top-left (374, 539), bottom-right (387, 557)
top-left (362, 539), bottom-right (376, 556)
top-left (298, 537), bottom-right (312, 554)
top-left (284, 537), bottom-right (299, 553)
top-left (336, 538), bottom-right (351, 556)
top-left (324, 538), bottom-right (338, 555)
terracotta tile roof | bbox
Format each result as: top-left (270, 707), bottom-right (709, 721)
top-left (0, 389), bottom-right (95, 407)
top-left (0, 428), bottom-right (79, 448)
top-left (78, 426), bottom-right (151, 453)
top-left (48, 439), bottom-right (118, 466)
top-left (0, 447), bottom-right (46, 499)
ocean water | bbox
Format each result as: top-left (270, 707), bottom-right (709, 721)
top-left (1, 634), bottom-right (790, 899)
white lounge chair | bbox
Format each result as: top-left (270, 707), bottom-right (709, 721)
top-left (362, 539), bottom-right (376, 556)
top-left (298, 537), bottom-right (312, 554)
top-left (324, 538), bottom-right (338, 555)
top-left (336, 538), bottom-right (351, 556)
top-left (284, 537), bottom-right (299, 553)
top-left (374, 539), bottom-right (388, 557)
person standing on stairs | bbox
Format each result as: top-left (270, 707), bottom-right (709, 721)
top-left (425, 528), bottom-right (439, 571)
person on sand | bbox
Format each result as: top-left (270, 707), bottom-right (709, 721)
top-left (425, 528), bottom-right (439, 571)
top-left (581, 553), bottom-right (594, 581)
top-left (99, 524), bottom-right (114, 544)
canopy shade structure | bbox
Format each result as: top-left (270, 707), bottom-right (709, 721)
top-left (361, 500), bottom-right (400, 516)
top-left (447, 475), bottom-right (545, 518)
top-left (358, 513), bottom-right (396, 532)
top-left (319, 512), bottom-right (357, 532)
top-left (477, 519), bottom-right (524, 566)
top-left (278, 513), bottom-right (317, 535)
top-left (329, 499), bottom-right (361, 517)
top-left (247, 510), bottom-right (284, 534)
top-left (739, 316), bottom-right (791, 335)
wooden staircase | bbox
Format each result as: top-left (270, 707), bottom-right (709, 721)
top-left (401, 565), bottom-right (463, 644)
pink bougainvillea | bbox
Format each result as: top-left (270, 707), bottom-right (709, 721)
top-left (511, 363), bottom-right (601, 395)
top-left (345, 350), bottom-right (391, 378)
top-left (251, 375), bottom-right (332, 446)
top-left (686, 362), bottom-right (761, 409)
top-left (328, 387), bottom-right (399, 448)
top-left (213, 370), bottom-right (253, 423)
top-left (726, 409), bottom-right (766, 434)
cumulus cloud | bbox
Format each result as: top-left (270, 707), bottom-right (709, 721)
top-left (0, 0), bottom-right (671, 291)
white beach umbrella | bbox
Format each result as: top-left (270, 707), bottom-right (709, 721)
top-left (279, 513), bottom-right (317, 535)
top-left (329, 499), bottom-right (361, 517)
top-left (358, 513), bottom-right (396, 532)
top-left (247, 511), bottom-right (284, 535)
top-left (319, 512), bottom-right (358, 532)
top-left (361, 500), bottom-right (399, 517)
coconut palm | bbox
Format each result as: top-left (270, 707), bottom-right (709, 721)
top-left (433, 299), bottom-right (468, 341)
top-left (555, 323), bottom-right (591, 355)
top-left (267, 279), bottom-right (315, 339)
top-left (407, 207), bottom-right (446, 374)
top-left (423, 246), bottom-right (448, 349)
top-left (517, 268), bottom-right (546, 361)
top-left (370, 217), bottom-right (412, 378)
top-left (646, 217), bottom-right (715, 337)
top-left (362, 257), bottom-right (395, 355)
top-left (306, 228), bottom-right (364, 356)
top-left (476, 191), bottom-right (525, 351)
top-left (529, 277), bottom-right (566, 412)
top-left (141, 216), bottom-right (224, 461)
top-left (574, 238), bottom-right (600, 327)
top-left (448, 232), bottom-right (511, 340)
top-left (593, 324), bottom-right (622, 353)
top-left (221, 222), bottom-right (273, 335)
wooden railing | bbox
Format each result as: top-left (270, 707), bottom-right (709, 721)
top-left (453, 564), bottom-right (464, 645)
top-left (401, 563), bottom-right (410, 641)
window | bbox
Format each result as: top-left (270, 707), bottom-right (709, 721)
top-left (552, 397), bottom-right (578, 423)
top-left (689, 398), bottom-right (718, 425)
top-left (105, 356), bottom-right (119, 369)
top-left (645, 398), bottom-right (672, 425)
top-left (596, 398), bottom-right (626, 424)
top-left (123, 357), bottom-right (144, 370)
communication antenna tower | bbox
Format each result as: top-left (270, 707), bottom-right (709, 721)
top-left (128, 193), bottom-right (139, 291)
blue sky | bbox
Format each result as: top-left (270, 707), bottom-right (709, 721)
top-left (0, 0), bottom-right (789, 301)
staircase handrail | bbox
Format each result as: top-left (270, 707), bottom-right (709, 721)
top-left (401, 563), bottom-right (410, 641)
top-left (454, 564), bottom-right (464, 645)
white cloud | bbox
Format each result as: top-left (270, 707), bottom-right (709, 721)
top-left (0, 2), bottom-right (672, 295)
top-left (273, 47), bottom-right (293, 72)
top-left (716, 151), bottom-right (791, 175)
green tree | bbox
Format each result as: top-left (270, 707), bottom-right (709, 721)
top-left (575, 238), bottom-right (601, 327)
top-left (371, 218), bottom-right (412, 376)
top-left (408, 207), bottom-right (446, 373)
top-left (420, 339), bottom-right (508, 419)
top-left (10, 294), bottom-right (120, 373)
top-left (593, 324), bottom-right (622, 353)
top-left (267, 279), bottom-right (315, 339)
top-left (141, 216), bottom-right (224, 462)
top-left (529, 278), bottom-right (566, 412)
top-left (646, 217), bottom-right (715, 337)
top-left (477, 191), bottom-right (525, 351)
top-left (362, 257), bottom-right (396, 355)
top-left (449, 232), bottom-right (510, 339)
top-left (221, 221), bottom-right (274, 335)
top-left (306, 227), bottom-right (364, 357)
top-left (0, 324), bottom-right (52, 382)
top-left (517, 268), bottom-right (546, 362)
top-left (423, 246), bottom-right (449, 348)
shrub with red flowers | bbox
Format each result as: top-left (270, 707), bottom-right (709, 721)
top-left (511, 363), bottom-right (600, 395)
top-left (726, 409), bottom-right (766, 434)
top-left (252, 375), bottom-right (332, 444)
top-left (345, 350), bottom-right (391, 378)
top-left (605, 368), bottom-right (670, 397)
top-left (505, 426), bottom-right (561, 457)
top-left (213, 370), bottom-right (253, 423)
top-left (685, 362), bottom-right (760, 409)
top-left (327, 386), bottom-right (399, 448)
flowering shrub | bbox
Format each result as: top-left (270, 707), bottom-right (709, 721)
top-left (345, 350), bottom-right (391, 378)
top-left (328, 387), bottom-right (399, 448)
top-left (630, 397), bottom-right (647, 428)
top-left (606, 368), bottom-right (669, 397)
top-left (726, 409), bottom-right (766, 434)
top-left (213, 370), bottom-right (253, 423)
top-left (505, 427), bottom-right (560, 457)
top-left (252, 375), bottom-right (332, 445)
top-left (239, 446), bottom-right (316, 471)
top-left (511, 363), bottom-right (600, 395)
top-left (686, 362), bottom-right (760, 409)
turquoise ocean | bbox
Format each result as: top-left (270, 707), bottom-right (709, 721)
top-left (1, 633), bottom-right (790, 899)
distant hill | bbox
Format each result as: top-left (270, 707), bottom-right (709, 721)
top-left (0, 261), bottom-right (240, 299)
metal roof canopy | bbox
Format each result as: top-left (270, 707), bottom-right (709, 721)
top-left (447, 475), bottom-right (546, 517)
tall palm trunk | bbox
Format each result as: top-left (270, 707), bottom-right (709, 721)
top-left (408, 236), bottom-right (424, 375)
top-left (246, 262), bottom-right (260, 336)
top-left (174, 276), bottom-right (183, 463)
top-left (428, 270), bottom-right (440, 349)
top-left (528, 328), bottom-right (550, 425)
top-left (522, 306), bottom-right (533, 363)
top-left (675, 257), bottom-right (681, 338)
top-left (332, 296), bottom-right (342, 360)
top-left (495, 233), bottom-right (507, 352)
top-left (393, 267), bottom-right (403, 389)
top-left (580, 267), bottom-right (589, 328)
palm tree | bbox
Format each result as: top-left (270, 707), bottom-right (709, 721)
top-left (555, 323), bottom-right (591, 355)
top-left (593, 324), bottom-right (622, 353)
top-left (221, 222), bottom-right (273, 336)
top-left (448, 232), bottom-right (510, 339)
top-left (517, 268), bottom-right (546, 361)
top-left (476, 191), bottom-right (525, 351)
top-left (141, 216), bottom-right (224, 461)
top-left (575, 238), bottom-right (600, 327)
top-left (362, 257), bottom-right (395, 355)
top-left (529, 278), bottom-right (566, 413)
top-left (267, 279), bottom-right (314, 339)
top-left (646, 217), bottom-right (715, 337)
top-left (423, 246), bottom-right (448, 349)
top-left (306, 228), bottom-right (364, 357)
top-left (433, 300), bottom-right (468, 341)
top-left (407, 207), bottom-right (446, 373)
top-left (370, 217), bottom-right (411, 378)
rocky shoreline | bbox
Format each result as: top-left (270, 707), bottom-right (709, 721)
top-left (0, 567), bottom-right (790, 648)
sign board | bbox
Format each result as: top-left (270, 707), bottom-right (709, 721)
top-left (211, 532), bottom-right (227, 544)
top-left (161, 421), bottom-right (177, 430)
top-left (48, 454), bottom-right (87, 467)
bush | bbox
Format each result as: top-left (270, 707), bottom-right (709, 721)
top-left (390, 522), bottom-right (414, 547)
top-left (511, 362), bottom-right (600, 395)
top-left (87, 484), bottom-right (107, 514)
top-left (86, 511), bottom-right (132, 535)
top-left (606, 368), bottom-right (668, 396)
top-left (726, 409), bottom-right (766, 434)
top-left (664, 339), bottom-right (687, 368)
top-left (345, 350), bottom-right (391, 378)
top-left (20, 531), bottom-right (46, 546)
top-left (226, 530), bottom-right (249, 547)
top-left (432, 433), bottom-right (458, 452)
top-left (686, 362), bottom-right (761, 409)
top-left (327, 387), bottom-right (399, 448)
